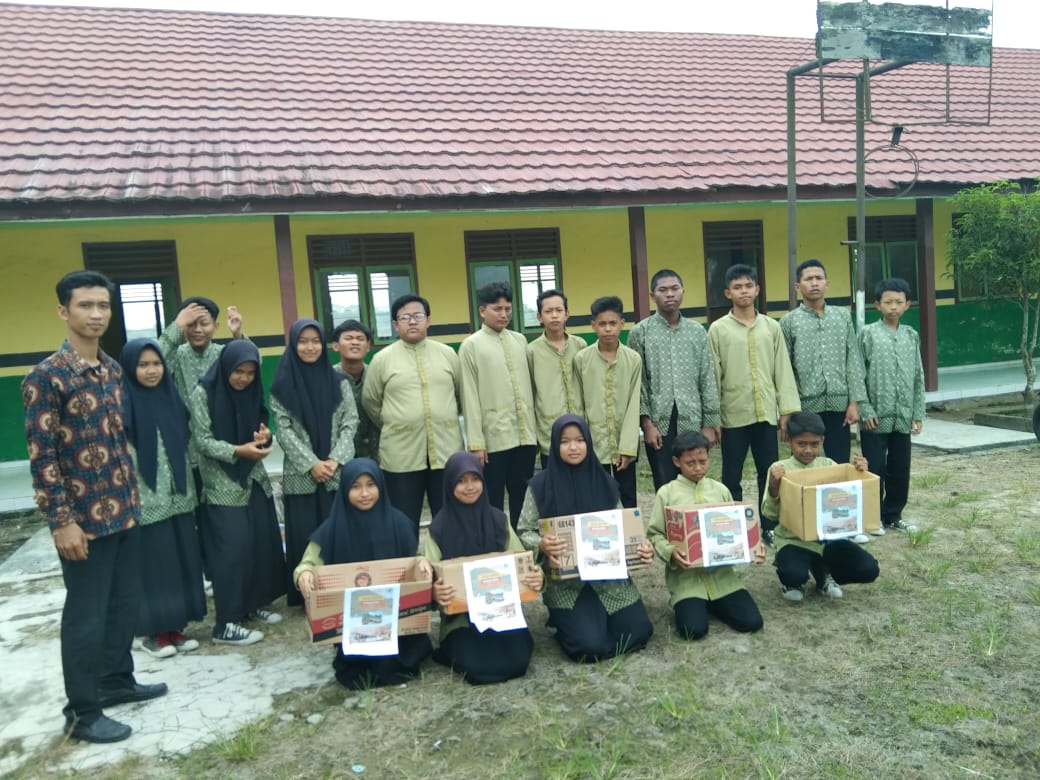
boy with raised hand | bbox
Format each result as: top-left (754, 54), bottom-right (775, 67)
top-left (628, 268), bottom-right (720, 491)
top-left (572, 296), bottom-right (642, 507)
top-left (762, 411), bottom-right (879, 602)
top-left (458, 281), bottom-right (537, 528)
top-left (158, 296), bottom-right (246, 403)
top-left (526, 288), bottom-right (586, 467)
top-left (646, 431), bottom-right (765, 639)
top-left (780, 259), bottom-right (868, 464)
top-left (859, 278), bottom-right (926, 536)
top-left (332, 319), bottom-right (381, 461)
top-left (707, 264), bottom-right (801, 546)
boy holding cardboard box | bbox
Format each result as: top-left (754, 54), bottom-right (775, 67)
top-left (647, 431), bottom-right (765, 639)
top-left (762, 412), bottom-right (879, 602)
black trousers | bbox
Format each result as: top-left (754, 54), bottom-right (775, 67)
top-left (774, 540), bottom-right (879, 588)
top-left (283, 490), bottom-right (335, 607)
top-left (819, 410), bottom-right (852, 464)
top-left (484, 445), bottom-right (537, 529)
top-left (433, 625), bottom-right (534, 685)
top-left (60, 526), bottom-right (141, 724)
top-left (860, 430), bottom-right (912, 525)
top-left (645, 404), bottom-right (680, 491)
top-left (192, 467), bottom-right (211, 580)
top-left (720, 422), bottom-right (779, 527)
top-left (603, 462), bottom-right (638, 508)
top-left (548, 583), bottom-right (654, 662)
top-left (673, 589), bottom-right (763, 640)
top-left (383, 468), bottom-right (445, 535)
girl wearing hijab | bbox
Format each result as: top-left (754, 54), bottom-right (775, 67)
top-left (189, 340), bottom-right (287, 646)
top-left (517, 414), bottom-right (655, 662)
top-left (120, 338), bottom-right (206, 658)
top-left (295, 459), bottom-right (433, 689)
top-left (271, 318), bottom-right (359, 608)
top-left (424, 452), bottom-right (543, 685)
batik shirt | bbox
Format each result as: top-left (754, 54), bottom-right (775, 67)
top-left (334, 363), bottom-right (380, 460)
top-left (780, 304), bottom-right (867, 414)
top-left (859, 321), bottom-right (926, 434)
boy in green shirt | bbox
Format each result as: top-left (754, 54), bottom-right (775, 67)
top-left (332, 319), bottom-right (380, 461)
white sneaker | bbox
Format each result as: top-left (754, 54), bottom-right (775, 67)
top-left (249, 608), bottom-right (282, 624)
top-left (869, 524), bottom-right (886, 536)
top-left (852, 533), bottom-right (870, 544)
top-left (782, 584), bottom-right (806, 602)
top-left (890, 519), bottom-right (918, 534)
top-left (816, 575), bottom-right (843, 599)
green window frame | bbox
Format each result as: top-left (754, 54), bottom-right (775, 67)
top-left (308, 234), bottom-right (417, 344)
top-left (847, 216), bottom-right (919, 302)
top-left (464, 229), bottom-right (561, 333)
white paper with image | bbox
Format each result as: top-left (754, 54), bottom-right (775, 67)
top-left (575, 509), bottom-right (628, 581)
top-left (815, 480), bottom-right (864, 539)
top-left (698, 505), bottom-right (752, 566)
top-left (462, 555), bottom-right (527, 633)
top-left (342, 584), bottom-right (400, 657)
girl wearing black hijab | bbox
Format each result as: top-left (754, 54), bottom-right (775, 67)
top-left (120, 338), bottom-right (206, 658)
top-left (189, 340), bottom-right (287, 646)
top-left (271, 318), bottom-right (359, 607)
top-left (424, 452), bottom-right (543, 685)
top-left (295, 458), bottom-right (433, 689)
top-left (517, 414), bottom-right (654, 662)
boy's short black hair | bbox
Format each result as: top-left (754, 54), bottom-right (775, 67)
top-left (332, 319), bottom-right (373, 343)
top-left (590, 296), bottom-right (624, 318)
top-left (725, 264), bottom-right (757, 286)
top-left (390, 294), bottom-right (430, 320)
top-left (56, 270), bottom-right (114, 306)
top-left (795, 259), bottom-right (826, 281)
top-left (178, 295), bottom-right (219, 319)
top-left (477, 281), bottom-right (513, 306)
top-left (874, 277), bottom-right (912, 301)
top-left (786, 411), bottom-right (827, 438)
top-left (651, 269), bottom-right (684, 291)
top-left (672, 430), bottom-right (711, 458)
top-left (536, 288), bottom-right (568, 312)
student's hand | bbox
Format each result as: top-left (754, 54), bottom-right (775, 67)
top-left (53, 523), bottom-right (89, 561)
top-left (520, 568), bottom-right (544, 592)
top-left (235, 442), bottom-right (270, 461)
top-left (472, 449), bottom-right (488, 467)
top-left (751, 541), bottom-right (767, 564)
top-left (433, 578), bottom-right (455, 609)
top-left (861, 417), bottom-right (879, 431)
top-left (844, 401), bottom-right (860, 427)
top-left (174, 303), bottom-right (209, 331)
top-left (615, 454), bottom-right (631, 471)
top-left (310, 461), bottom-right (334, 483)
top-left (701, 426), bottom-right (721, 446)
top-left (642, 420), bottom-right (663, 450)
top-left (851, 454), bottom-right (869, 472)
top-left (636, 541), bottom-right (654, 566)
top-left (778, 414), bottom-right (791, 443)
top-left (911, 420), bottom-right (923, 435)
top-left (670, 547), bottom-right (693, 570)
top-left (227, 306), bottom-right (244, 339)
top-left (417, 559), bottom-right (434, 579)
top-left (769, 463), bottom-right (785, 489)
top-left (539, 534), bottom-right (566, 567)
top-left (297, 570), bottom-right (315, 599)
top-left (254, 423), bottom-right (272, 447)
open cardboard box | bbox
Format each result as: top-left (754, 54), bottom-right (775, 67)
top-left (432, 550), bottom-right (540, 615)
top-left (778, 463), bottom-right (881, 541)
top-left (539, 507), bottom-right (647, 581)
top-left (664, 502), bottom-right (761, 566)
top-left (304, 555), bottom-right (432, 645)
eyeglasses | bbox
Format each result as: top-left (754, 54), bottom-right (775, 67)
top-left (396, 312), bottom-right (427, 323)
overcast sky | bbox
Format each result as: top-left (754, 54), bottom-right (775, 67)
top-left (15, 0), bottom-right (1034, 49)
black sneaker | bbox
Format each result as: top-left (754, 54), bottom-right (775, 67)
top-left (64, 714), bottom-right (132, 743)
top-left (212, 622), bottom-right (264, 646)
top-left (762, 528), bottom-right (776, 548)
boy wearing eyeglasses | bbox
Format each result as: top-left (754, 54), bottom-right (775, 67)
top-left (361, 294), bottom-right (464, 532)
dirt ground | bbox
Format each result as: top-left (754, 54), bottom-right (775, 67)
top-left (4, 427), bottom-right (1039, 779)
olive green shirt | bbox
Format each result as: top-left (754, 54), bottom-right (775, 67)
top-left (271, 393), bottom-right (358, 495)
top-left (572, 343), bottom-right (642, 463)
top-left (762, 455), bottom-right (836, 554)
top-left (526, 333), bottom-right (586, 455)
top-left (459, 325), bottom-right (536, 454)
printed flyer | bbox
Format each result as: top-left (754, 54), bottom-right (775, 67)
top-left (815, 480), bottom-right (864, 539)
top-left (462, 555), bottom-right (527, 633)
top-left (698, 505), bottom-right (752, 566)
top-left (575, 509), bottom-right (629, 581)
top-left (341, 583), bottom-right (400, 657)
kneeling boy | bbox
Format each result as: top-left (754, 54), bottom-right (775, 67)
top-left (763, 412), bottom-right (879, 602)
top-left (647, 431), bottom-right (765, 639)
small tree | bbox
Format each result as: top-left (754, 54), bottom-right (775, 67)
top-left (948, 180), bottom-right (1040, 403)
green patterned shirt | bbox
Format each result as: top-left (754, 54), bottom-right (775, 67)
top-left (271, 393), bottom-right (358, 495)
top-left (859, 321), bottom-right (926, 434)
top-left (333, 363), bottom-right (381, 460)
top-left (780, 304), bottom-right (867, 414)
top-left (129, 433), bottom-right (197, 525)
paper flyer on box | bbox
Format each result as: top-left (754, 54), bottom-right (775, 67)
top-left (698, 505), bottom-right (751, 566)
top-left (575, 509), bottom-right (628, 581)
top-left (462, 555), bottom-right (527, 633)
top-left (341, 584), bottom-right (400, 657)
top-left (815, 480), bottom-right (864, 539)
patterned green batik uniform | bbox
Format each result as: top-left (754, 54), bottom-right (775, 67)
top-left (271, 392), bottom-right (358, 495)
top-left (131, 433), bottom-right (197, 526)
top-left (858, 321), bottom-right (926, 434)
top-left (780, 304), bottom-right (867, 414)
top-left (334, 363), bottom-right (381, 460)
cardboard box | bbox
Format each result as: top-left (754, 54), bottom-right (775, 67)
top-left (304, 556), bottom-right (432, 646)
top-left (432, 550), bottom-right (540, 615)
top-left (664, 502), bottom-right (761, 567)
top-left (539, 507), bottom-right (648, 581)
top-left (778, 463), bottom-right (881, 541)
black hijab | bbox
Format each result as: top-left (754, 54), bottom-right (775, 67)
top-left (198, 340), bottom-right (268, 486)
top-left (119, 338), bottom-right (189, 493)
top-left (309, 458), bottom-right (416, 564)
top-left (429, 451), bottom-right (509, 559)
top-left (269, 319), bottom-right (342, 460)
top-left (528, 414), bottom-right (619, 516)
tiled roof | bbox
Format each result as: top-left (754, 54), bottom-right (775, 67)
top-left (1, 2), bottom-right (1038, 210)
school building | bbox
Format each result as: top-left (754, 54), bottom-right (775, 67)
top-left (1, 4), bottom-right (1038, 460)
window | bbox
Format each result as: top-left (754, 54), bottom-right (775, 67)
top-left (308, 234), bottom-right (417, 342)
top-left (464, 229), bottom-right (561, 332)
top-left (83, 240), bottom-right (180, 358)
top-left (702, 221), bottom-right (766, 320)
top-left (846, 216), bottom-right (919, 301)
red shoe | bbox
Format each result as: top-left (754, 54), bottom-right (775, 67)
top-left (167, 630), bottom-right (200, 652)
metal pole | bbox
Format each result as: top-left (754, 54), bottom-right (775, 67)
top-left (855, 68), bottom-right (867, 330)
top-left (786, 70), bottom-right (799, 311)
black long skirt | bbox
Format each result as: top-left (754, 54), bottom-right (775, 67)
top-left (433, 625), bottom-right (534, 685)
top-left (332, 633), bottom-right (433, 690)
top-left (136, 512), bottom-right (207, 636)
top-left (284, 489), bottom-right (335, 607)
